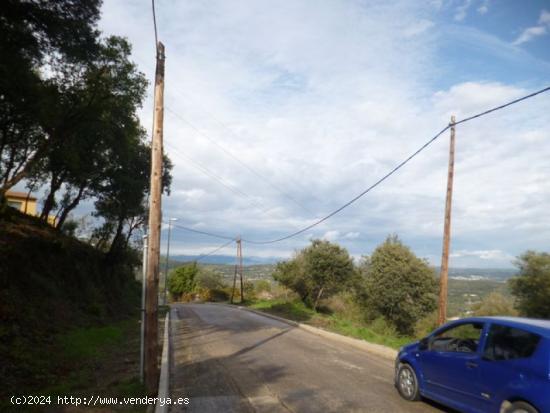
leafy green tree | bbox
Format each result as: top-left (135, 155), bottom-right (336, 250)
top-left (274, 239), bottom-right (355, 310)
top-left (196, 268), bottom-right (226, 290)
top-left (168, 264), bottom-right (198, 300)
top-left (303, 240), bottom-right (355, 310)
top-left (273, 253), bottom-right (309, 302)
top-left (509, 251), bottom-right (550, 318)
top-left (361, 235), bottom-right (437, 335)
top-left (35, 36), bottom-right (149, 225)
top-left (0, 0), bottom-right (101, 197)
top-left (472, 292), bottom-right (517, 317)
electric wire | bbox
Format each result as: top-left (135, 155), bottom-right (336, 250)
top-left (240, 85), bottom-right (550, 244)
top-left (195, 239), bottom-right (235, 262)
top-left (455, 86), bottom-right (550, 126)
top-left (151, 0), bottom-right (159, 50)
top-left (164, 142), bottom-right (276, 214)
top-left (166, 221), bottom-right (235, 241)
top-left (165, 106), bottom-right (315, 214)
top-left (161, 85), bottom-right (550, 245)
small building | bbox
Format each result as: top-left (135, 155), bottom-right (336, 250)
top-left (6, 190), bottom-right (56, 226)
top-left (6, 191), bottom-right (37, 215)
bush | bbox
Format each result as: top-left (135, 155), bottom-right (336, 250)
top-left (509, 251), bottom-right (550, 318)
top-left (472, 292), bottom-right (518, 317)
top-left (273, 239), bottom-right (355, 310)
top-left (255, 279), bottom-right (272, 293)
top-left (167, 263), bottom-right (198, 301)
top-left (414, 311), bottom-right (439, 338)
top-left (369, 317), bottom-right (399, 337)
top-left (196, 269), bottom-right (225, 290)
top-left (361, 235), bottom-right (438, 336)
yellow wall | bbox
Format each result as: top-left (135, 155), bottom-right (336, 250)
top-left (6, 192), bottom-right (56, 226)
top-left (6, 194), bottom-right (37, 215)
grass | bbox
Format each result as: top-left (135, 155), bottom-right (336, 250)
top-left (59, 325), bottom-right (124, 360)
top-left (246, 298), bottom-right (413, 350)
top-left (1, 317), bottom-right (149, 413)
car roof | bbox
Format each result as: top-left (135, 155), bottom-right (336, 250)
top-left (450, 316), bottom-right (550, 338)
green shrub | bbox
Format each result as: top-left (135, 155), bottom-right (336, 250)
top-left (360, 235), bottom-right (438, 336)
top-left (414, 311), bottom-right (439, 338)
top-left (168, 263), bottom-right (198, 300)
top-left (472, 292), bottom-right (518, 317)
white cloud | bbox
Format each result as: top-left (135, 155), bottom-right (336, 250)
top-left (539, 9), bottom-right (550, 25)
top-left (403, 19), bottom-right (434, 37)
top-left (322, 230), bottom-right (340, 241)
top-left (454, 0), bottom-right (472, 21)
top-left (88, 1), bottom-right (550, 266)
top-left (513, 9), bottom-right (550, 46)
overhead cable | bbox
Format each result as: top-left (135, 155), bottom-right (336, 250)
top-left (165, 85), bottom-right (550, 245)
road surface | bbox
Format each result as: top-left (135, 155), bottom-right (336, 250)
top-left (169, 303), bottom-right (450, 413)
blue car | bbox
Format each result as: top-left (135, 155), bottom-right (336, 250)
top-left (395, 317), bottom-right (550, 413)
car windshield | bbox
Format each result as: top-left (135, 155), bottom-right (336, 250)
top-left (431, 322), bottom-right (483, 353)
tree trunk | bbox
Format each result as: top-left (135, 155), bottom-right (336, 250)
top-left (0, 138), bottom-right (50, 198)
top-left (313, 286), bottom-right (325, 312)
top-left (40, 173), bottom-right (63, 220)
top-left (55, 185), bottom-right (86, 229)
top-left (108, 218), bottom-right (126, 256)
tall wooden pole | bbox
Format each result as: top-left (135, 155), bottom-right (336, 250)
top-left (145, 41), bottom-right (165, 395)
top-left (238, 238), bottom-right (244, 302)
top-left (438, 115), bottom-right (456, 326)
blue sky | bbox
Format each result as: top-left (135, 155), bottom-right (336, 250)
top-left (93, 0), bottom-right (550, 268)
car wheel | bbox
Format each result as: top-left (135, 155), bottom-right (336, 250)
top-left (504, 401), bottom-right (538, 413)
top-left (396, 364), bottom-right (420, 401)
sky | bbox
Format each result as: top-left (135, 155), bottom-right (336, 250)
top-left (95, 0), bottom-right (550, 268)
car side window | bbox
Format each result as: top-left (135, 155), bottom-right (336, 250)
top-left (483, 324), bottom-right (541, 361)
top-left (431, 323), bottom-right (483, 353)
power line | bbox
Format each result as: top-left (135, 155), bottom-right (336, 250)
top-left (164, 88), bottom-right (325, 205)
top-left (168, 221), bottom-right (235, 241)
top-left (165, 106), bottom-right (316, 214)
top-left (242, 124), bottom-right (451, 244)
top-left (164, 142), bottom-right (276, 214)
top-left (160, 85), bottom-right (550, 245)
top-left (151, 0), bottom-right (159, 49)
top-left (135, 57), bottom-right (322, 208)
top-left (240, 84), bottom-right (550, 244)
top-left (455, 86), bottom-right (550, 126)
top-left (196, 239), bottom-right (235, 262)
top-left (164, 85), bottom-right (549, 245)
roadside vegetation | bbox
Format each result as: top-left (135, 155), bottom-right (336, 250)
top-left (169, 236), bottom-right (550, 350)
top-left (0, 2), bottom-right (171, 407)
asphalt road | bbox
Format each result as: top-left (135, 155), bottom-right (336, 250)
top-left (169, 303), bottom-right (451, 413)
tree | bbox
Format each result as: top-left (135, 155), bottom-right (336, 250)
top-left (361, 235), bottom-right (437, 335)
top-left (509, 251), bottom-right (550, 318)
top-left (273, 239), bottom-right (355, 310)
top-left (168, 264), bottom-right (198, 301)
top-left (273, 253), bottom-right (309, 303)
top-left (196, 268), bottom-right (226, 290)
top-left (0, 0), bottom-right (101, 197)
top-left (34, 36), bottom-right (149, 227)
top-left (472, 292), bottom-right (517, 317)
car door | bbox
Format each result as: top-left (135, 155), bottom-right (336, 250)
top-left (419, 322), bottom-right (488, 412)
top-left (478, 323), bottom-right (543, 409)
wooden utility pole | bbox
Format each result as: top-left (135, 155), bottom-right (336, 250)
top-left (230, 237), bottom-right (244, 303)
top-left (438, 115), bottom-right (456, 326)
top-left (230, 263), bottom-right (237, 304)
top-left (144, 41), bottom-right (165, 395)
top-left (238, 238), bottom-right (244, 302)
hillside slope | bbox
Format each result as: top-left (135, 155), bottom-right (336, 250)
top-left (0, 207), bottom-right (140, 398)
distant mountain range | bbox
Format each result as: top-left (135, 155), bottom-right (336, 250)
top-left (443, 267), bottom-right (517, 281)
top-left (169, 254), bottom-right (281, 265)
top-left (169, 255), bottom-right (518, 280)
